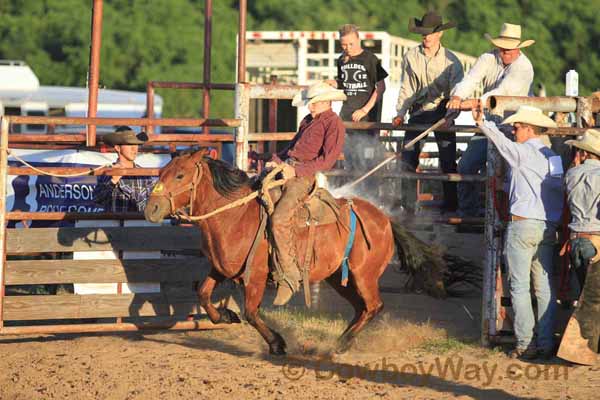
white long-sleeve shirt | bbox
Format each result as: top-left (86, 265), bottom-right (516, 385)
top-left (479, 121), bottom-right (564, 222)
top-left (451, 49), bottom-right (534, 102)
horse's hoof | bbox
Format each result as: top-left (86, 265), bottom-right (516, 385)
top-left (218, 308), bottom-right (241, 324)
top-left (269, 342), bottom-right (287, 356)
top-left (335, 340), bottom-right (352, 354)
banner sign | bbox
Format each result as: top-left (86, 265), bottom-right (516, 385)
top-left (7, 149), bottom-right (169, 227)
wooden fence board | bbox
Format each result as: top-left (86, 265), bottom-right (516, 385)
top-left (3, 293), bottom-right (203, 321)
top-left (7, 226), bottom-right (202, 254)
top-left (5, 258), bottom-right (211, 284)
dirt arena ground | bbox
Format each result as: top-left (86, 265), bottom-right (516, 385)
top-left (1, 287), bottom-right (598, 400)
top-left (1, 222), bottom-right (597, 399)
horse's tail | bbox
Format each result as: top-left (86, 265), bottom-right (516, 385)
top-left (390, 219), bottom-right (448, 298)
top-left (391, 218), bottom-right (482, 298)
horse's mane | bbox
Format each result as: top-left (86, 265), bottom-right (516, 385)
top-left (172, 148), bottom-right (251, 197)
top-left (203, 157), bottom-right (250, 198)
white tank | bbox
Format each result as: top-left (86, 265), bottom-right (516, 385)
top-left (565, 69), bottom-right (579, 96)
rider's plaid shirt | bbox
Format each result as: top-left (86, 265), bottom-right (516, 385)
top-left (93, 163), bottom-right (156, 212)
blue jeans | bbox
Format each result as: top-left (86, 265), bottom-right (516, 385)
top-left (504, 219), bottom-right (557, 351)
top-left (457, 136), bottom-right (488, 216)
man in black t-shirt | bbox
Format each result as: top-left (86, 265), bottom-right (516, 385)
top-left (327, 24), bottom-right (388, 175)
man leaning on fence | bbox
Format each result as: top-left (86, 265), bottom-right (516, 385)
top-left (473, 104), bottom-right (563, 360)
top-left (446, 23), bottom-right (535, 217)
top-left (249, 82), bottom-right (346, 306)
top-left (392, 11), bottom-right (464, 214)
top-left (93, 126), bottom-right (156, 213)
top-left (563, 129), bottom-right (600, 356)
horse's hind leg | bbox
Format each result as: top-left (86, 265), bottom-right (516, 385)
top-left (244, 263), bottom-right (287, 355)
top-left (325, 271), bottom-right (365, 337)
top-left (330, 271), bottom-right (384, 354)
top-left (197, 269), bottom-right (241, 324)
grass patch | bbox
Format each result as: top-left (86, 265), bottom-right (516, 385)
top-left (354, 315), bottom-right (448, 353)
top-left (262, 307), bottom-right (346, 345)
top-left (261, 308), bottom-right (453, 355)
top-left (419, 337), bottom-right (467, 354)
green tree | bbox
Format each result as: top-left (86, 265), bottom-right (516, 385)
top-left (1, 0), bottom-right (599, 120)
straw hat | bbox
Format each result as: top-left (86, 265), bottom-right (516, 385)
top-left (485, 23), bottom-right (535, 49)
top-left (102, 126), bottom-right (148, 146)
top-left (292, 82), bottom-right (347, 107)
top-left (408, 11), bottom-right (456, 35)
top-left (565, 129), bottom-right (600, 157)
top-left (502, 106), bottom-right (557, 128)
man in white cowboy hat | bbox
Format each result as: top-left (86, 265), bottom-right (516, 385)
top-left (446, 23), bottom-right (536, 218)
top-left (250, 81), bottom-right (346, 306)
top-left (326, 23), bottom-right (388, 175)
top-left (93, 126), bottom-right (156, 212)
top-left (559, 129), bottom-right (600, 361)
top-left (392, 10), bottom-right (464, 214)
top-left (473, 104), bottom-right (564, 359)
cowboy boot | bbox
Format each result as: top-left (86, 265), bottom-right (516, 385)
top-left (271, 229), bottom-right (301, 306)
top-left (272, 247), bottom-right (301, 306)
top-left (273, 282), bottom-right (295, 306)
top-left (270, 177), bottom-right (312, 306)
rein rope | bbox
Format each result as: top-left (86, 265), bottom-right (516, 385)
top-left (167, 164), bottom-right (287, 222)
top-left (7, 149), bottom-right (112, 178)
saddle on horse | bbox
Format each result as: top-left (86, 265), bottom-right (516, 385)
top-left (244, 174), bottom-right (363, 307)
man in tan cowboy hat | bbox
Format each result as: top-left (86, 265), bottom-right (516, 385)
top-left (392, 10), bottom-right (464, 214)
top-left (473, 104), bottom-right (564, 360)
top-left (93, 126), bottom-right (156, 212)
top-left (446, 23), bottom-right (536, 218)
top-left (558, 129), bottom-right (600, 363)
top-left (249, 81), bottom-right (346, 305)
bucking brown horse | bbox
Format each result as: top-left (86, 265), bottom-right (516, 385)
top-left (144, 150), bottom-right (446, 355)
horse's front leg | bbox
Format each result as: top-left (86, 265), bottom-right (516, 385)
top-left (197, 269), bottom-right (240, 324)
top-left (244, 254), bottom-right (287, 355)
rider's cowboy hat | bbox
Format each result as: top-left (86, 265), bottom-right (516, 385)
top-left (565, 129), bottom-right (600, 157)
top-left (485, 23), bottom-right (535, 49)
top-left (408, 11), bottom-right (456, 35)
top-left (102, 126), bottom-right (148, 146)
top-left (502, 106), bottom-right (557, 129)
top-left (292, 81), bottom-right (347, 107)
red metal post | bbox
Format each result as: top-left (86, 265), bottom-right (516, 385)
top-left (87, 0), bottom-right (103, 147)
top-left (237, 0), bottom-right (247, 83)
top-left (146, 82), bottom-right (155, 134)
top-left (203, 0), bottom-right (213, 135)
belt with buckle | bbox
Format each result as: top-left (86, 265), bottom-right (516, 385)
top-left (570, 231), bottom-right (600, 240)
top-left (510, 214), bottom-right (528, 221)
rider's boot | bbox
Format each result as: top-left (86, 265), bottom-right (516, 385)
top-left (273, 281), bottom-right (295, 306)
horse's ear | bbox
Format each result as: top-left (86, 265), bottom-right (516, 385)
top-left (170, 149), bottom-right (181, 160)
top-left (195, 147), bottom-right (210, 158)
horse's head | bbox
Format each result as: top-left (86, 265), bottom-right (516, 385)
top-left (145, 149), bottom-right (207, 223)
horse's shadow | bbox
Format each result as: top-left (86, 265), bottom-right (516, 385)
top-left (140, 329), bottom-right (546, 400)
top-left (54, 221), bottom-right (241, 327)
